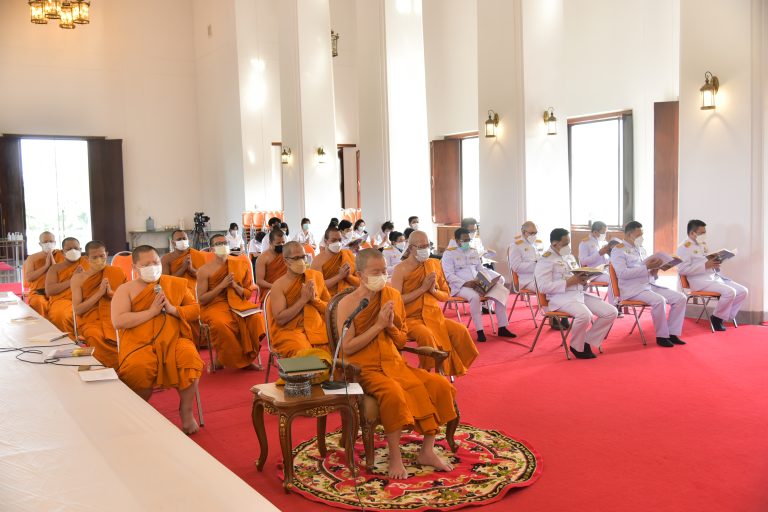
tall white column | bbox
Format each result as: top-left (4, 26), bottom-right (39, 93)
top-left (477, 0), bottom-right (527, 276)
top-left (279, 0), bottom-right (340, 235)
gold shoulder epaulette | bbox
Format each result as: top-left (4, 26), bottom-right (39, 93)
top-left (615, 243), bottom-right (625, 249)
top-left (535, 239), bottom-right (542, 244)
top-left (542, 251), bottom-right (552, 257)
top-left (684, 241), bottom-right (691, 247)
top-left (514, 234), bottom-right (521, 239)
top-left (446, 247), bottom-right (457, 251)
top-left (515, 240), bottom-right (523, 245)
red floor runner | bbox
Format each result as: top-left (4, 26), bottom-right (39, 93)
top-left (152, 308), bottom-right (768, 512)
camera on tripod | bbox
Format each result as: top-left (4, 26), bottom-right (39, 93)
top-left (194, 212), bottom-right (210, 229)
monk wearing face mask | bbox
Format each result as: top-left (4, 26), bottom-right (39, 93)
top-left (255, 229), bottom-right (287, 291)
top-left (310, 226), bottom-right (360, 296)
top-left (161, 230), bottom-right (206, 292)
top-left (197, 234), bottom-right (264, 370)
top-left (69, 240), bottom-right (126, 367)
top-left (267, 241), bottom-right (331, 357)
top-left (23, 231), bottom-right (63, 317)
top-left (111, 245), bottom-right (203, 434)
top-left (45, 237), bottom-right (89, 337)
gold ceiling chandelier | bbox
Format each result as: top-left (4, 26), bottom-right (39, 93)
top-left (29, 1), bottom-right (90, 30)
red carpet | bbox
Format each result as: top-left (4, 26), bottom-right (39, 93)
top-left (152, 307), bottom-right (768, 512)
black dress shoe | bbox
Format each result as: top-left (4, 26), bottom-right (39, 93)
top-left (669, 335), bottom-right (686, 345)
top-left (481, 306), bottom-right (490, 314)
top-left (560, 318), bottom-right (570, 329)
top-left (476, 330), bottom-right (487, 342)
top-left (583, 343), bottom-right (595, 356)
top-left (656, 337), bottom-right (674, 347)
top-left (550, 318), bottom-right (567, 331)
top-left (710, 315), bottom-right (727, 332)
top-left (497, 326), bottom-right (517, 338)
top-left (570, 346), bottom-right (596, 359)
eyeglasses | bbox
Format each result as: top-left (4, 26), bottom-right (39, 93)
top-left (212, 241), bottom-right (228, 247)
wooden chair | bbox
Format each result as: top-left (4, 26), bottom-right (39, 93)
top-left (507, 271), bottom-right (538, 326)
top-left (528, 284), bottom-right (576, 360)
top-left (608, 264), bottom-right (649, 345)
top-left (679, 274), bottom-right (738, 332)
top-left (324, 289), bottom-right (460, 467)
top-left (442, 296), bottom-right (497, 334)
top-left (111, 251), bottom-right (134, 281)
top-left (261, 291), bottom-right (281, 383)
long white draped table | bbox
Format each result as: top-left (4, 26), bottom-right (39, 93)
top-left (0, 293), bottom-right (278, 512)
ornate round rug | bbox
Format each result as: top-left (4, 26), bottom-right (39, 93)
top-left (279, 423), bottom-right (542, 511)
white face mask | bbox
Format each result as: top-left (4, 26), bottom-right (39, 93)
top-left (327, 242), bottom-right (342, 254)
top-left (139, 264), bottom-right (162, 283)
top-left (558, 245), bottom-right (572, 257)
top-left (175, 239), bottom-right (189, 251)
top-left (695, 234), bottom-right (707, 245)
top-left (526, 234), bottom-right (537, 245)
top-left (469, 231), bottom-right (477, 240)
top-left (214, 245), bottom-right (230, 257)
top-left (395, 242), bottom-right (406, 251)
top-left (598, 233), bottom-right (607, 243)
top-left (357, 226), bottom-right (366, 233)
top-left (364, 274), bottom-right (387, 292)
top-left (411, 223), bottom-right (419, 230)
top-left (41, 242), bottom-right (56, 253)
top-left (64, 248), bottom-right (81, 262)
top-left (230, 230), bottom-right (237, 236)
top-left (634, 236), bottom-right (644, 247)
top-left (415, 248), bottom-right (430, 262)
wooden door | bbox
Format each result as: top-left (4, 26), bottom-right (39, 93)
top-left (653, 101), bottom-right (679, 254)
top-left (430, 139), bottom-right (461, 225)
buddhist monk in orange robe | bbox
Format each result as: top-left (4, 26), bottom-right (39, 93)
top-left (23, 231), bottom-right (63, 316)
top-left (162, 230), bottom-right (207, 344)
top-left (111, 245), bottom-right (203, 434)
top-left (311, 226), bottom-right (360, 296)
top-left (70, 241), bottom-right (126, 369)
top-left (255, 228), bottom-right (288, 291)
top-left (391, 231), bottom-right (478, 377)
top-left (267, 241), bottom-right (331, 357)
top-left (337, 249), bottom-right (456, 479)
top-left (45, 237), bottom-right (89, 337)
top-left (197, 234), bottom-right (264, 370)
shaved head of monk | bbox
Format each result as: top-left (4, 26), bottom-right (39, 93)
top-left (132, 245), bottom-right (160, 266)
top-left (282, 241), bottom-right (304, 260)
top-left (62, 237), bottom-right (80, 251)
top-left (172, 230), bottom-right (188, 241)
top-left (85, 240), bottom-right (107, 258)
top-left (356, 248), bottom-right (386, 275)
top-left (39, 231), bottom-right (55, 244)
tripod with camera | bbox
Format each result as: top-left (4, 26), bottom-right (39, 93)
top-left (192, 211), bottom-right (210, 250)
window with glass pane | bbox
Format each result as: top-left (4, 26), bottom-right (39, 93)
top-left (568, 114), bottom-right (633, 227)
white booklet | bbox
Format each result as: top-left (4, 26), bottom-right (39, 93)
top-left (322, 382), bottom-right (364, 395)
top-left (231, 308), bottom-right (262, 318)
top-left (79, 368), bottom-right (119, 382)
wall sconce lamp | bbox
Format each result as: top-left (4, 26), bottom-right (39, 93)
top-left (316, 146), bottom-right (327, 164)
top-left (281, 147), bottom-right (291, 165)
top-left (543, 107), bottom-right (557, 135)
top-left (485, 110), bottom-right (499, 138)
top-left (700, 71), bottom-right (719, 110)
top-left (331, 30), bottom-right (339, 58)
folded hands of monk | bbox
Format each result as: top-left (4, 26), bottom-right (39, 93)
top-left (376, 301), bottom-right (395, 330)
top-left (301, 280), bottom-right (316, 304)
top-left (338, 263), bottom-right (351, 278)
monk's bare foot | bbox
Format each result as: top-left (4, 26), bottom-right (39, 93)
top-left (180, 410), bottom-right (199, 435)
top-left (241, 362), bottom-right (261, 371)
top-left (416, 449), bottom-right (453, 472)
top-left (388, 458), bottom-right (408, 480)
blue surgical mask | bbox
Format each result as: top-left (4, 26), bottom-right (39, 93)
top-left (460, 241), bottom-right (471, 251)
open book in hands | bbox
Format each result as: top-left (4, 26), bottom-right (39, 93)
top-left (644, 252), bottom-right (683, 271)
top-left (476, 267), bottom-right (502, 294)
top-left (706, 248), bottom-right (736, 262)
top-left (571, 265), bottom-right (606, 282)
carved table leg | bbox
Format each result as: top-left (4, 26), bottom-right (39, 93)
top-left (343, 400), bottom-right (360, 471)
top-left (317, 415), bottom-right (327, 457)
top-left (252, 399), bottom-right (268, 471)
top-left (279, 413), bottom-right (294, 493)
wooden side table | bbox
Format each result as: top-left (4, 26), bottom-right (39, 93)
top-left (251, 383), bottom-right (361, 493)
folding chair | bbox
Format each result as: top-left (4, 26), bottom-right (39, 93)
top-left (507, 271), bottom-right (538, 326)
top-left (111, 251), bottom-right (134, 281)
top-left (608, 264), bottom-right (649, 345)
top-left (261, 291), bottom-right (282, 383)
top-left (679, 274), bottom-right (738, 332)
top-left (587, 280), bottom-right (610, 300)
top-left (528, 284), bottom-right (576, 360)
top-left (442, 295), bottom-right (496, 334)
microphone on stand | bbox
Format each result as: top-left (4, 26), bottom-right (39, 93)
top-left (154, 284), bottom-right (166, 314)
top-left (322, 298), bottom-right (369, 390)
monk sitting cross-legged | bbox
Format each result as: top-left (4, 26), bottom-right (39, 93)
top-left (391, 231), bottom-right (478, 377)
top-left (255, 228), bottom-right (288, 291)
top-left (197, 234), bottom-right (265, 370)
top-left (310, 226), bottom-right (360, 296)
top-left (70, 241), bottom-right (126, 368)
top-left (268, 241), bottom-right (331, 357)
top-left (23, 231), bottom-right (63, 317)
top-left (45, 237), bottom-right (89, 338)
top-left (111, 245), bottom-right (204, 434)
top-left (336, 249), bottom-right (457, 479)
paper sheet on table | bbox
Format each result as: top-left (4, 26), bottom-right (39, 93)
top-left (27, 332), bottom-right (69, 343)
top-left (0, 291), bottom-right (18, 303)
top-left (79, 368), bottom-right (119, 382)
top-left (322, 382), bottom-right (364, 395)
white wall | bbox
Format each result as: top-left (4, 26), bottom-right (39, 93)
top-left (330, 0), bottom-right (359, 145)
top-left (0, 0), bottom-right (202, 233)
top-left (522, 0), bottom-right (680, 245)
top-left (422, 0), bottom-right (478, 140)
top-left (679, 0), bottom-right (766, 320)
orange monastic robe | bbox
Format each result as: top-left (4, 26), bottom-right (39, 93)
top-left (265, 253), bottom-right (287, 284)
top-left (347, 286), bottom-right (456, 434)
top-left (47, 257), bottom-right (89, 337)
top-left (268, 269), bottom-right (330, 357)
top-left (402, 259), bottom-right (478, 376)
top-left (169, 249), bottom-right (206, 344)
top-left (118, 275), bottom-right (203, 391)
top-left (77, 266), bottom-right (126, 369)
top-left (321, 249), bottom-right (360, 296)
top-left (25, 250), bottom-right (63, 316)
top-left (201, 257), bottom-right (265, 369)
